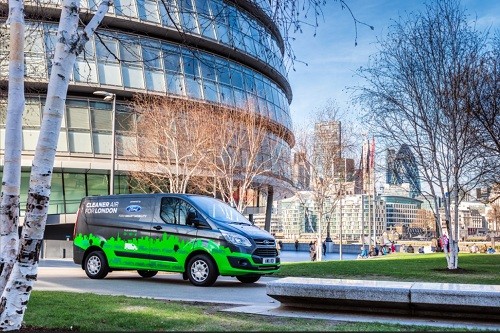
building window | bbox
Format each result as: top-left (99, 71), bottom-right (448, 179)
top-left (115, 0), bottom-right (137, 17)
top-left (143, 46), bottom-right (165, 92)
top-left (137, 0), bottom-right (159, 23)
top-left (120, 43), bottom-right (145, 89)
top-left (96, 38), bottom-right (122, 86)
top-left (64, 173), bottom-right (87, 212)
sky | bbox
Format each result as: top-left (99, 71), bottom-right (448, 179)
top-left (287, 0), bottom-right (500, 127)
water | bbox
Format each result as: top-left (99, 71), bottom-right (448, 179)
top-left (279, 250), bottom-right (358, 263)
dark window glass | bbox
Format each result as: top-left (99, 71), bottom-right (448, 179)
top-left (64, 173), bottom-right (87, 213)
top-left (87, 174), bottom-right (110, 196)
top-left (160, 197), bottom-right (196, 226)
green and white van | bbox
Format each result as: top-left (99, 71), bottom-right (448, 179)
top-left (73, 193), bottom-right (280, 286)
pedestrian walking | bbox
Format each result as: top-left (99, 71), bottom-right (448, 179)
top-left (358, 246), bottom-right (368, 259)
top-left (322, 241), bottom-right (326, 256)
top-left (309, 240), bottom-right (317, 261)
top-left (294, 239), bottom-right (299, 251)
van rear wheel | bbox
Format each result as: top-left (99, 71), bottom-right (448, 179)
top-left (137, 270), bottom-right (158, 278)
top-left (187, 254), bottom-right (218, 287)
top-left (84, 251), bottom-right (109, 279)
top-left (236, 275), bottom-right (261, 283)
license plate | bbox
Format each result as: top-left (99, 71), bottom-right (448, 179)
top-left (263, 258), bottom-right (276, 264)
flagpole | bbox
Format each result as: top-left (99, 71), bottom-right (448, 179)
top-left (371, 137), bottom-right (376, 248)
top-left (366, 140), bottom-right (372, 250)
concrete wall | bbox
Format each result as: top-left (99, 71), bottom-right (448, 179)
top-left (41, 240), bottom-right (73, 259)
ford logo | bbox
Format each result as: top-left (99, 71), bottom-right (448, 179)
top-left (263, 240), bottom-right (271, 245)
top-left (126, 205), bottom-right (142, 212)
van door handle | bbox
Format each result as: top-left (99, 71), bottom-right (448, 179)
top-left (153, 225), bottom-right (162, 230)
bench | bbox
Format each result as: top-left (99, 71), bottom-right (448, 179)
top-left (266, 277), bottom-right (500, 321)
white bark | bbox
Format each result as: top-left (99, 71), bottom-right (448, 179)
top-left (0, 0), bottom-right (25, 294)
top-left (0, 0), bottom-right (111, 330)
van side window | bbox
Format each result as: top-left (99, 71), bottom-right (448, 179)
top-left (160, 197), bottom-right (196, 226)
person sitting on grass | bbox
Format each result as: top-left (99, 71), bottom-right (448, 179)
top-left (406, 244), bottom-right (414, 253)
top-left (368, 246), bottom-right (375, 257)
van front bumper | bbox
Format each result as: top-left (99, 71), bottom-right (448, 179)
top-left (226, 255), bottom-right (280, 272)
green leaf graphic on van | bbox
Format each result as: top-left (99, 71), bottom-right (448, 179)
top-left (74, 231), bottom-right (279, 277)
top-left (73, 194), bottom-right (280, 286)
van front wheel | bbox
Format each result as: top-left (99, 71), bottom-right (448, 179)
top-left (187, 254), bottom-right (218, 287)
top-left (84, 251), bottom-right (109, 279)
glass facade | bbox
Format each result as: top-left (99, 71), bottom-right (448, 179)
top-left (6, 171), bottom-right (133, 216)
top-left (0, 0), bottom-right (294, 215)
top-left (382, 196), bottom-right (422, 230)
top-left (0, 97), bottom-right (291, 166)
top-left (35, 0), bottom-right (286, 77)
top-left (0, 23), bottom-right (292, 130)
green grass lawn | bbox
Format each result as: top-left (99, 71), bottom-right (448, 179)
top-left (21, 253), bottom-right (499, 331)
top-left (23, 292), bottom-right (451, 332)
top-left (275, 252), bottom-right (500, 284)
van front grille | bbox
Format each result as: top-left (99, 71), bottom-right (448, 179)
top-left (254, 239), bottom-right (276, 246)
top-left (253, 248), bottom-right (278, 257)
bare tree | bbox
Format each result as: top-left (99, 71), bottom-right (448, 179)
top-left (467, 32), bottom-right (500, 187)
top-left (487, 202), bottom-right (500, 235)
top-left (356, 0), bottom-right (493, 269)
top-left (204, 104), bottom-right (291, 213)
top-left (0, 0), bottom-right (25, 298)
top-left (128, 95), bottom-right (214, 194)
top-left (127, 96), bottom-right (290, 214)
top-left (292, 99), bottom-right (357, 261)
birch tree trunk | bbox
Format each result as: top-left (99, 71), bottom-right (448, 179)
top-left (0, 0), bottom-right (25, 293)
top-left (0, 0), bottom-right (111, 330)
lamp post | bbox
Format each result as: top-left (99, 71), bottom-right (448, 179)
top-left (93, 90), bottom-right (116, 195)
top-left (325, 214), bottom-right (332, 242)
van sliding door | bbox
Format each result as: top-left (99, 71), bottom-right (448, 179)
top-left (149, 196), bottom-right (197, 272)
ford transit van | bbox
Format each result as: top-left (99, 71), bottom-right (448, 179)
top-left (73, 193), bottom-right (280, 286)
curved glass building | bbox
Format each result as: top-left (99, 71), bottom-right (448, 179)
top-left (0, 0), bottom-right (294, 219)
top-left (386, 144), bottom-right (421, 198)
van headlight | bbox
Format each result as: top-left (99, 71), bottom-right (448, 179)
top-left (220, 230), bottom-right (252, 247)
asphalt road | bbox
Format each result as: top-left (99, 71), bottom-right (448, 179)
top-left (36, 259), bottom-right (279, 306)
top-left (35, 251), bottom-right (356, 305)
top-left (34, 251), bottom-right (356, 305)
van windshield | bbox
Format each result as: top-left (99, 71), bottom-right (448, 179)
top-left (191, 196), bottom-right (251, 225)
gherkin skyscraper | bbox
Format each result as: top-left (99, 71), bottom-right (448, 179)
top-left (386, 144), bottom-right (421, 198)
